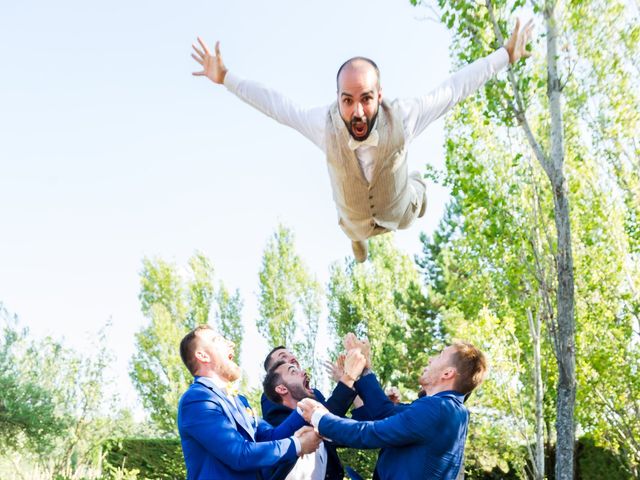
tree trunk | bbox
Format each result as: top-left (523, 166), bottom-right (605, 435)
top-left (544, 3), bottom-right (577, 479)
top-left (528, 307), bottom-right (545, 480)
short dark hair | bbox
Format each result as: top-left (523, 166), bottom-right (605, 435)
top-left (450, 341), bottom-right (488, 395)
top-left (263, 359), bottom-right (288, 404)
top-left (179, 325), bottom-right (213, 376)
top-left (336, 56), bottom-right (380, 90)
top-left (263, 345), bottom-right (287, 372)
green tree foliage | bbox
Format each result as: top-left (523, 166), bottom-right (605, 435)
top-left (1, 304), bottom-right (132, 479)
top-left (131, 252), bottom-right (244, 433)
top-left (215, 283), bottom-right (244, 360)
top-left (328, 235), bottom-right (443, 391)
top-left (102, 438), bottom-right (185, 480)
top-left (0, 305), bottom-right (66, 456)
top-left (411, 0), bottom-right (640, 476)
top-left (257, 225), bottom-right (322, 376)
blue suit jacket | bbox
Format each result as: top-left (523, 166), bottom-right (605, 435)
top-left (319, 373), bottom-right (469, 480)
top-left (260, 383), bottom-right (357, 480)
top-left (177, 376), bottom-right (306, 480)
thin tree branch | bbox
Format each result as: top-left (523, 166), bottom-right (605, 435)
top-left (485, 0), bottom-right (552, 174)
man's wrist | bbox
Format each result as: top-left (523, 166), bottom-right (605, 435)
top-left (501, 45), bottom-right (514, 64)
top-left (292, 436), bottom-right (301, 455)
top-left (310, 410), bottom-right (328, 429)
top-left (340, 373), bottom-right (357, 388)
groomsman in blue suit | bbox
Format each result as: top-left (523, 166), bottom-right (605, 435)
top-left (177, 325), bottom-right (322, 480)
top-left (261, 349), bottom-right (368, 480)
top-left (298, 340), bottom-right (488, 480)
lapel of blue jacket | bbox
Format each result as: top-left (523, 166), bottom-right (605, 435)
top-left (195, 377), bottom-right (256, 440)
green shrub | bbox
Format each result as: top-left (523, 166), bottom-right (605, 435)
top-left (576, 436), bottom-right (630, 480)
top-left (336, 448), bottom-right (378, 479)
top-left (102, 438), bottom-right (185, 480)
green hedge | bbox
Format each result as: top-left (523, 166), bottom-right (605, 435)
top-left (336, 447), bottom-right (379, 479)
top-left (102, 438), bottom-right (185, 480)
top-left (102, 435), bottom-right (630, 480)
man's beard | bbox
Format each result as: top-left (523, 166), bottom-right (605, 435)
top-left (285, 380), bottom-right (316, 402)
top-left (344, 107), bottom-right (379, 141)
top-left (217, 357), bottom-right (242, 382)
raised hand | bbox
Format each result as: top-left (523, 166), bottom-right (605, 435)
top-left (323, 356), bottom-right (344, 383)
top-left (358, 337), bottom-right (372, 369)
top-left (343, 332), bottom-right (372, 369)
top-left (385, 386), bottom-right (401, 404)
top-left (343, 348), bottom-right (366, 384)
top-left (294, 426), bottom-right (322, 455)
top-left (191, 37), bottom-right (228, 84)
top-left (343, 332), bottom-right (358, 351)
top-left (504, 18), bottom-right (534, 64)
top-left (297, 398), bottom-right (327, 424)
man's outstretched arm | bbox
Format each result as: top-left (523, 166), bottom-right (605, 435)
top-left (401, 18), bottom-right (534, 140)
top-left (298, 397), bottom-right (436, 449)
top-left (191, 37), bottom-right (327, 150)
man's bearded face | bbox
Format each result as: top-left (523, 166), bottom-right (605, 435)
top-left (197, 329), bottom-right (241, 382)
top-left (337, 61), bottom-right (382, 141)
top-left (277, 363), bottom-right (315, 402)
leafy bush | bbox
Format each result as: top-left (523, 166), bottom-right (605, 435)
top-left (102, 438), bottom-right (184, 480)
top-left (336, 448), bottom-right (378, 479)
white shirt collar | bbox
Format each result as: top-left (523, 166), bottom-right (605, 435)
top-left (200, 374), bottom-right (230, 392)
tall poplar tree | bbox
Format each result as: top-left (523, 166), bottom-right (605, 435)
top-left (131, 252), bottom-right (243, 433)
top-left (411, 0), bottom-right (640, 476)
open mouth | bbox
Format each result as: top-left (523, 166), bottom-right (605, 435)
top-left (351, 119), bottom-right (368, 138)
top-left (303, 374), bottom-right (313, 394)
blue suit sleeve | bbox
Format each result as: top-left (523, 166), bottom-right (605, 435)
top-left (180, 397), bottom-right (297, 470)
top-left (352, 402), bottom-right (411, 421)
top-left (353, 373), bottom-right (397, 420)
top-left (323, 382), bottom-right (357, 417)
top-left (256, 409), bottom-right (306, 441)
top-left (319, 399), bottom-right (440, 449)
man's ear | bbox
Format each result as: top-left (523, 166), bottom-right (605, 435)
top-left (275, 384), bottom-right (288, 397)
top-left (195, 349), bottom-right (210, 364)
top-left (442, 367), bottom-right (457, 381)
top-left (377, 87), bottom-right (383, 103)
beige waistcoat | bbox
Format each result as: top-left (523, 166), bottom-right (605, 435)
top-left (325, 100), bottom-right (420, 241)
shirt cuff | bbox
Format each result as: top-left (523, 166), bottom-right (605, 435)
top-left (494, 47), bottom-right (510, 70)
top-left (311, 410), bottom-right (328, 429)
top-left (223, 71), bottom-right (242, 92)
top-left (292, 436), bottom-right (301, 455)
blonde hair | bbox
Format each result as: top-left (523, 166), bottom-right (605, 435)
top-left (450, 341), bottom-right (488, 394)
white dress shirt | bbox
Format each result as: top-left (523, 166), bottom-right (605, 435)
top-left (285, 441), bottom-right (327, 480)
top-left (223, 48), bottom-right (509, 183)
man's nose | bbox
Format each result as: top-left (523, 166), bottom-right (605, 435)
top-left (353, 102), bottom-right (364, 117)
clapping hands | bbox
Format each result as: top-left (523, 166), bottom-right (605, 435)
top-left (324, 333), bottom-right (372, 387)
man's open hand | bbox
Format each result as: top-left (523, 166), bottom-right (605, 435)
top-left (324, 355), bottom-right (345, 383)
top-left (343, 332), bottom-right (372, 369)
top-left (504, 18), bottom-right (534, 64)
top-left (191, 37), bottom-right (228, 84)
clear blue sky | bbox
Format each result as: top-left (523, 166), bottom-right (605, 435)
top-left (0, 0), bottom-right (454, 411)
